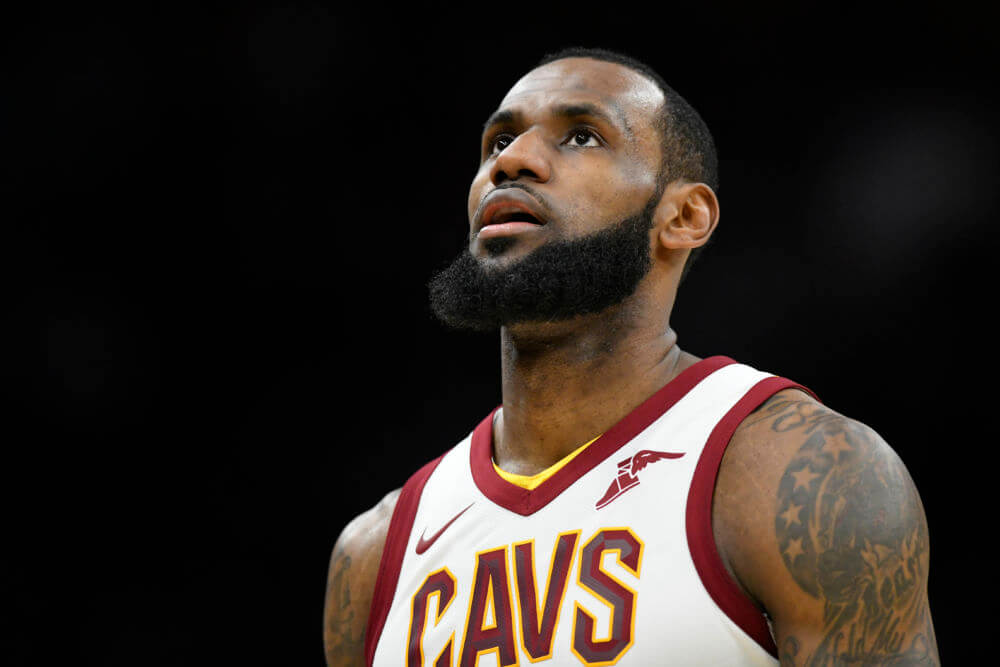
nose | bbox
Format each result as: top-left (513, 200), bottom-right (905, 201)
top-left (489, 130), bottom-right (552, 186)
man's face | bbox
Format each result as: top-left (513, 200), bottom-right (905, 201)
top-left (467, 58), bottom-right (665, 265)
top-left (428, 58), bottom-right (667, 331)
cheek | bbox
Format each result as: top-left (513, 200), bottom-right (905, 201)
top-left (565, 163), bottom-right (656, 225)
top-left (468, 169), bottom-right (491, 221)
top-left (618, 152), bottom-right (660, 196)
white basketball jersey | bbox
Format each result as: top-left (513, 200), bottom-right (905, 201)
top-left (363, 357), bottom-right (814, 666)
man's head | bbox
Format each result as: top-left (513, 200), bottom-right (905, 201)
top-left (429, 48), bottom-right (719, 331)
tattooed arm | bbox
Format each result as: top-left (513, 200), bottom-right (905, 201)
top-left (323, 489), bottom-right (400, 667)
top-left (715, 389), bottom-right (939, 666)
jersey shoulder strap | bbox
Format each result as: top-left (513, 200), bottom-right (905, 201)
top-left (363, 454), bottom-right (445, 666)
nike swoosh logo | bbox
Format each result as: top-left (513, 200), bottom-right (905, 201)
top-left (415, 503), bottom-right (474, 555)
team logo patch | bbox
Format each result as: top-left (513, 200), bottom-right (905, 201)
top-left (595, 449), bottom-right (685, 509)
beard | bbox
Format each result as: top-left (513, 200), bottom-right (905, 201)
top-left (428, 195), bottom-right (657, 332)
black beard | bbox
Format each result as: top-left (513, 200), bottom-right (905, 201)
top-left (428, 196), bottom-right (657, 332)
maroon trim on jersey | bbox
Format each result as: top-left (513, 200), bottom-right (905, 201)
top-left (364, 454), bottom-right (446, 667)
top-left (470, 355), bottom-right (737, 516)
top-left (686, 375), bottom-right (819, 659)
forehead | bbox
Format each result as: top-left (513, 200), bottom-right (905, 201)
top-left (497, 58), bottom-right (665, 136)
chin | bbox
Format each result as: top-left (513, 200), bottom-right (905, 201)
top-left (472, 235), bottom-right (547, 267)
top-left (481, 236), bottom-right (518, 255)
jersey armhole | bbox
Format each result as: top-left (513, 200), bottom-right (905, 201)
top-left (363, 454), bottom-right (445, 667)
top-left (686, 376), bottom-right (819, 659)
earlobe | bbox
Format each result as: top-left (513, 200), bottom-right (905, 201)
top-left (656, 183), bottom-right (719, 250)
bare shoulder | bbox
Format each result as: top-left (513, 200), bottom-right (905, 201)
top-left (714, 388), bottom-right (939, 665)
top-left (323, 488), bottom-right (401, 667)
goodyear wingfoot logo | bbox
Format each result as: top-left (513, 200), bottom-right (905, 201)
top-left (595, 449), bottom-right (685, 509)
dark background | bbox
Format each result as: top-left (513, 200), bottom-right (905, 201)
top-left (3, 3), bottom-right (995, 665)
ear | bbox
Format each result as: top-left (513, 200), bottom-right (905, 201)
top-left (653, 182), bottom-right (720, 251)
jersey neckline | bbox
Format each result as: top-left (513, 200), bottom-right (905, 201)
top-left (469, 355), bottom-right (737, 516)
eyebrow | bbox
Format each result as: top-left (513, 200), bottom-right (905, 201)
top-left (482, 108), bottom-right (518, 132)
top-left (482, 101), bottom-right (632, 138)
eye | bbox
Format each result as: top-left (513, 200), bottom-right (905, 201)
top-left (488, 133), bottom-right (516, 156)
top-left (565, 129), bottom-right (601, 148)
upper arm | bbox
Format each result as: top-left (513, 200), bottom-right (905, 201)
top-left (323, 489), bottom-right (401, 667)
top-left (715, 390), bottom-right (939, 665)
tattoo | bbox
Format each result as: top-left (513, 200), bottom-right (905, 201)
top-left (780, 636), bottom-right (802, 667)
top-left (763, 397), bottom-right (937, 666)
top-left (324, 545), bottom-right (364, 666)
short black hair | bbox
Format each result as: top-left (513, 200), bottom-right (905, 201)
top-left (535, 47), bottom-right (718, 280)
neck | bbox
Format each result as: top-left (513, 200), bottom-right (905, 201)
top-left (493, 297), bottom-right (694, 476)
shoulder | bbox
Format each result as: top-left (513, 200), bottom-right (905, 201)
top-left (323, 489), bottom-right (401, 667)
top-left (338, 488), bottom-right (402, 560)
top-left (713, 388), bottom-right (938, 664)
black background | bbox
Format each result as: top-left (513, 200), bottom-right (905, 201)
top-left (3, 3), bottom-right (996, 665)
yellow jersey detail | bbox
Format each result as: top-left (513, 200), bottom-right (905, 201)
top-left (493, 435), bottom-right (601, 490)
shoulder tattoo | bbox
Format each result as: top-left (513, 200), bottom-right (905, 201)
top-left (758, 396), bottom-right (938, 665)
top-left (324, 543), bottom-right (365, 666)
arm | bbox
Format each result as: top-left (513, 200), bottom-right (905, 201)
top-left (323, 489), bottom-right (400, 667)
top-left (715, 390), bottom-right (939, 666)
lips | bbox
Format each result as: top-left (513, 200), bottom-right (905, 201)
top-left (476, 190), bottom-right (548, 234)
top-left (484, 205), bottom-right (544, 226)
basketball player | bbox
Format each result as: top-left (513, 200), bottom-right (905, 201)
top-left (323, 48), bottom-right (938, 666)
